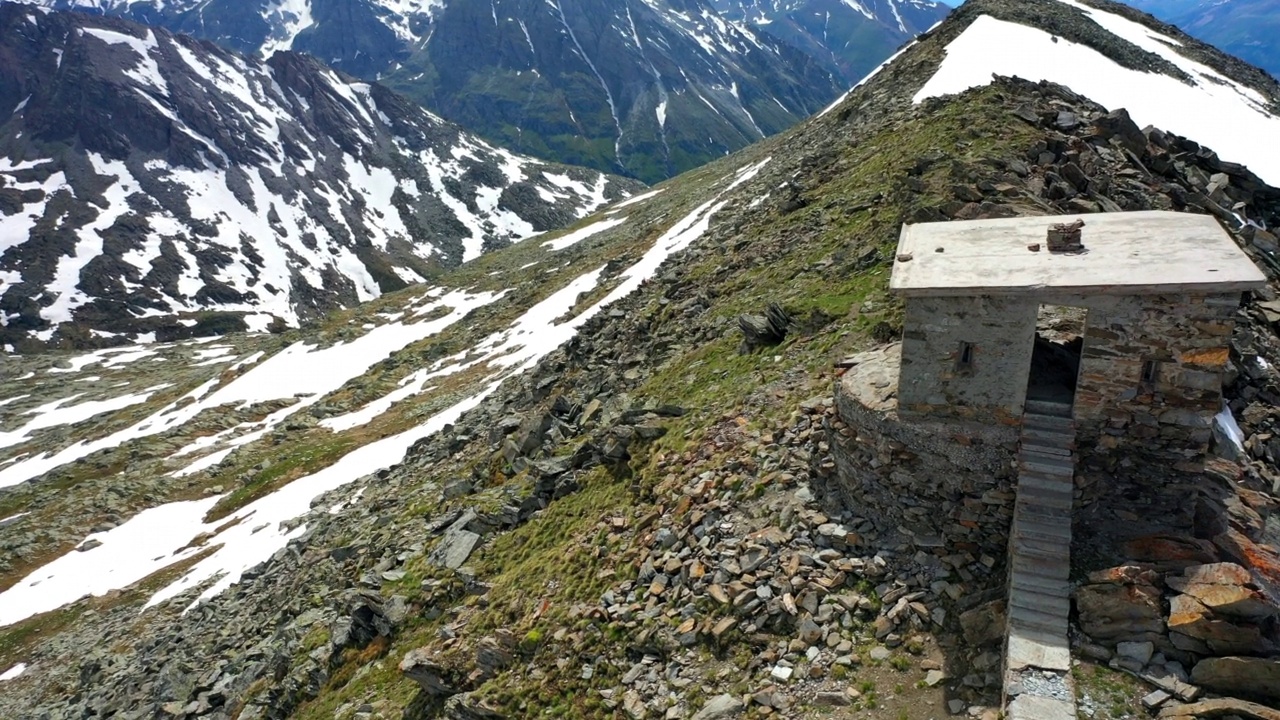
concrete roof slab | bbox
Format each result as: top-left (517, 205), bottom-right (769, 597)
top-left (891, 211), bottom-right (1267, 297)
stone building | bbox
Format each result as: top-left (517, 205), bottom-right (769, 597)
top-left (889, 210), bottom-right (1267, 459)
top-left (829, 212), bottom-right (1271, 720)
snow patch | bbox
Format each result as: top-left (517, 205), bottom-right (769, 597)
top-left (611, 188), bottom-right (666, 210)
top-left (914, 12), bottom-right (1280, 185)
top-left (0, 390), bottom-right (163, 452)
top-left (541, 217), bottom-right (628, 251)
top-left (0, 159), bottom-right (770, 626)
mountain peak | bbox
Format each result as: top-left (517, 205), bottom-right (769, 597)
top-left (22, 0), bottom-right (862, 182)
top-left (0, 4), bottom-right (640, 350)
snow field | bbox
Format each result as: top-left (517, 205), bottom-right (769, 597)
top-left (0, 158), bottom-right (772, 630)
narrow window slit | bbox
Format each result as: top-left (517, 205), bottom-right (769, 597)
top-left (1141, 359), bottom-right (1160, 384)
top-left (956, 341), bottom-right (974, 371)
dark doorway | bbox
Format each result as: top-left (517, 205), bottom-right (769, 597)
top-left (1026, 304), bottom-right (1086, 409)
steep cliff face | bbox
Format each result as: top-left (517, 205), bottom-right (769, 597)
top-left (0, 5), bottom-right (640, 350)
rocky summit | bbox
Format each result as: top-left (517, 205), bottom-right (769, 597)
top-left (0, 0), bottom-right (1279, 719)
top-left (0, 5), bottom-right (640, 351)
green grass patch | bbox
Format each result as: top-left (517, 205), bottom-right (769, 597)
top-left (207, 434), bottom-right (358, 521)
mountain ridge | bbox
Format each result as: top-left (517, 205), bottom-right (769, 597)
top-left (0, 4), bottom-right (641, 352)
top-left (710, 0), bottom-right (950, 81)
top-left (16, 0), bottom-right (859, 183)
top-left (1125, 0), bottom-right (1280, 79)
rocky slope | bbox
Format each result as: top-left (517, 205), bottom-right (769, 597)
top-left (710, 0), bottom-right (951, 81)
top-left (0, 5), bottom-right (640, 351)
top-left (0, 0), bottom-right (1279, 718)
top-left (1126, 0), bottom-right (1280, 78)
top-left (17, 0), bottom-right (851, 184)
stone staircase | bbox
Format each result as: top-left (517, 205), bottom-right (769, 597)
top-left (1004, 400), bottom-right (1078, 720)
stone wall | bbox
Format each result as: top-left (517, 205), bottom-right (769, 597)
top-left (898, 296), bottom-right (1038, 425)
top-left (829, 346), bottom-right (1020, 560)
top-left (898, 290), bottom-right (1242, 461)
top-left (1055, 292), bottom-right (1240, 462)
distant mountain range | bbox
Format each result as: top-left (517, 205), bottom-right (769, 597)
top-left (1125, 0), bottom-right (1280, 78)
top-left (710, 0), bottom-right (950, 80)
top-left (15, 0), bottom-right (947, 183)
top-left (0, 4), bottom-right (639, 350)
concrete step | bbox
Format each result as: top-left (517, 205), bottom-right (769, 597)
top-left (1008, 540), bottom-right (1070, 563)
top-left (1016, 498), bottom-right (1074, 519)
top-left (1006, 622), bottom-right (1070, 653)
top-left (1024, 400), bottom-right (1073, 418)
top-left (1008, 613), bottom-right (1067, 638)
top-left (1008, 602), bottom-right (1069, 635)
top-left (1011, 572), bottom-right (1073, 597)
top-left (1010, 547), bottom-right (1070, 571)
top-left (1022, 413), bottom-right (1075, 432)
top-left (1017, 495), bottom-right (1074, 516)
top-left (1018, 472), bottom-right (1076, 495)
top-left (1013, 532), bottom-right (1069, 553)
top-left (1015, 520), bottom-right (1072, 545)
top-left (1007, 693), bottom-right (1077, 720)
top-left (1017, 494), bottom-right (1074, 516)
top-left (1019, 438), bottom-right (1076, 455)
top-left (1012, 535), bottom-right (1070, 561)
top-left (1021, 442), bottom-right (1075, 459)
top-left (1015, 541), bottom-right (1072, 561)
top-left (1024, 443), bottom-right (1075, 458)
top-left (1020, 426), bottom-right (1077, 446)
top-left (1009, 585), bottom-right (1071, 615)
top-left (1012, 554), bottom-right (1070, 581)
top-left (1013, 523), bottom-right (1068, 546)
top-left (1009, 592), bottom-right (1070, 620)
top-left (1020, 427), bottom-right (1075, 446)
top-left (1019, 454), bottom-right (1076, 476)
top-left (1017, 482), bottom-right (1075, 505)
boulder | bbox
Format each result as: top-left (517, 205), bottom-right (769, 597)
top-left (959, 599), bottom-right (1006, 647)
top-left (737, 303), bottom-right (791, 350)
top-left (1074, 566), bottom-right (1165, 643)
top-left (330, 590), bottom-right (405, 651)
top-left (1091, 108), bottom-right (1148, 158)
top-left (1191, 656), bottom-right (1280, 704)
top-left (1167, 563), bottom-right (1276, 622)
top-left (1122, 534), bottom-right (1218, 572)
top-left (1158, 697), bottom-right (1280, 720)
top-left (1214, 529), bottom-right (1280, 590)
top-left (1115, 640), bottom-right (1154, 666)
top-left (691, 694), bottom-right (745, 720)
top-left (444, 692), bottom-right (507, 719)
top-left (1168, 594), bottom-right (1273, 656)
top-left (429, 529), bottom-right (482, 569)
top-left (796, 617), bottom-right (823, 646)
top-left (473, 633), bottom-right (516, 680)
top-left (512, 412), bottom-right (555, 456)
top-left (400, 648), bottom-right (459, 696)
